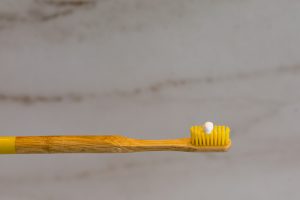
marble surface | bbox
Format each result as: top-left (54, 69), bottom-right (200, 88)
top-left (0, 0), bottom-right (300, 199)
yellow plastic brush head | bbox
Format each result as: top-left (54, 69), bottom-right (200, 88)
top-left (190, 124), bottom-right (231, 148)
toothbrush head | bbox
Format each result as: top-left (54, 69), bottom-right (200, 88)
top-left (190, 122), bottom-right (231, 151)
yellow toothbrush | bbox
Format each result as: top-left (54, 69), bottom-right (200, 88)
top-left (0, 122), bottom-right (231, 154)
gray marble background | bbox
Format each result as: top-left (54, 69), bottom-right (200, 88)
top-left (0, 0), bottom-right (299, 199)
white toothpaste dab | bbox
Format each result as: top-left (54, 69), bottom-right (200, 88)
top-left (203, 121), bottom-right (214, 134)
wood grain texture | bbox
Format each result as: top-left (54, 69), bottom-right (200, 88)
top-left (15, 135), bottom-right (231, 153)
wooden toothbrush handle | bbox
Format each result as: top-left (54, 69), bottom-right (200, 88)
top-left (15, 135), bottom-right (202, 153)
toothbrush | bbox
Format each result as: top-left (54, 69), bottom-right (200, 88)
top-left (0, 122), bottom-right (231, 154)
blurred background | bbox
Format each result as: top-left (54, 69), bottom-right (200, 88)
top-left (0, 0), bottom-right (300, 199)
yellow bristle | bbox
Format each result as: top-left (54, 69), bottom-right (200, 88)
top-left (190, 125), bottom-right (230, 147)
top-left (225, 126), bottom-right (230, 144)
top-left (213, 127), bottom-right (217, 145)
top-left (201, 127), bottom-right (206, 146)
top-left (198, 126), bottom-right (202, 146)
top-left (217, 126), bottom-right (222, 146)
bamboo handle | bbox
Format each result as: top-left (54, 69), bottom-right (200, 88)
top-left (15, 136), bottom-right (190, 153)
